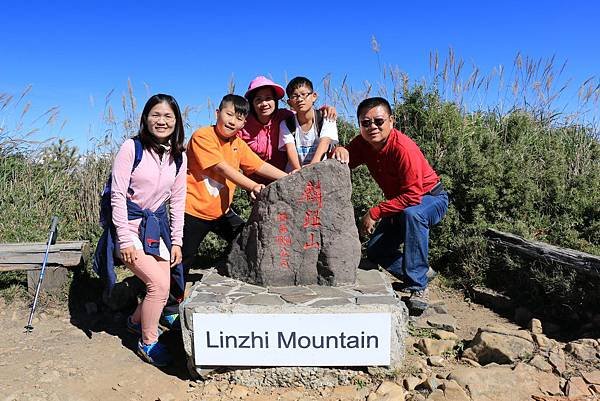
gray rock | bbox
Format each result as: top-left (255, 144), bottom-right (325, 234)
top-left (433, 330), bottom-right (458, 341)
top-left (416, 338), bottom-right (456, 356)
top-left (547, 345), bottom-right (566, 375)
top-left (565, 340), bottom-right (599, 361)
top-left (187, 292), bottom-right (225, 304)
top-left (237, 294), bottom-right (286, 306)
top-left (582, 370), bottom-right (600, 385)
top-left (533, 370), bottom-right (562, 396)
top-left (430, 302), bottom-right (449, 315)
top-left (227, 160), bottom-right (361, 286)
top-left (426, 314), bottom-right (457, 332)
top-left (356, 269), bottom-right (388, 286)
top-left (279, 293), bottom-right (319, 304)
top-left (428, 356), bottom-right (446, 367)
top-left (447, 364), bottom-right (540, 401)
top-left (406, 393), bottom-right (426, 401)
top-left (200, 271), bottom-right (231, 284)
top-left (566, 376), bottom-right (591, 398)
top-left (429, 380), bottom-right (470, 401)
top-left (462, 325), bottom-right (535, 365)
top-left (529, 318), bottom-right (543, 334)
top-left (403, 376), bottom-right (421, 391)
top-left (528, 354), bottom-right (553, 372)
top-left (354, 285), bottom-right (391, 295)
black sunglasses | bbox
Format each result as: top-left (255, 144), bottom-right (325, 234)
top-left (360, 117), bottom-right (387, 128)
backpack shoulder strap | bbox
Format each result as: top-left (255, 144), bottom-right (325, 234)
top-left (174, 153), bottom-right (183, 176)
top-left (132, 135), bottom-right (183, 176)
top-left (131, 136), bottom-right (143, 173)
top-left (285, 115), bottom-right (296, 134)
top-left (314, 109), bottom-right (324, 136)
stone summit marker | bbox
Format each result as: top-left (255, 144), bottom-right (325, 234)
top-left (228, 160), bottom-right (362, 287)
top-left (181, 161), bottom-right (408, 383)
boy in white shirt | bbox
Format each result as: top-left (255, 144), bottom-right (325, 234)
top-left (278, 76), bottom-right (338, 171)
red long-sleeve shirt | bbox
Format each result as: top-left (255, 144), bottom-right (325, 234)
top-left (347, 128), bottom-right (440, 220)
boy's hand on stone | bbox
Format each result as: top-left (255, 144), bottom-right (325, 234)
top-left (289, 168), bottom-right (301, 174)
top-left (332, 147), bottom-right (350, 164)
top-left (170, 245), bottom-right (182, 267)
top-left (320, 105), bottom-right (338, 121)
top-left (250, 184), bottom-right (265, 200)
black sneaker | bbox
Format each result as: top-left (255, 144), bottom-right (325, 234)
top-left (407, 288), bottom-right (430, 315)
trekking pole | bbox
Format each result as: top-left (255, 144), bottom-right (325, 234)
top-left (25, 216), bottom-right (58, 333)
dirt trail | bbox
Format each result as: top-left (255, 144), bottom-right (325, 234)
top-left (0, 283), bottom-right (530, 401)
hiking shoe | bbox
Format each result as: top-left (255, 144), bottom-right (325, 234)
top-left (159, 313), bottom-right (180, 331)
top-left (426, 267), bottom-right (438, 280)
top-left (137, 340), bottom-right (173, 367)
top-left (407, 288), bottom-right (430, 315)
top-left (126, 316), bottom-right (163, 337)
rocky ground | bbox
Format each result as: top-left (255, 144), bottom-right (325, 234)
top-left (1, 273), bottom-right (599, 401)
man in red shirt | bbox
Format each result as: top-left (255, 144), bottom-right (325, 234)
top-left (333, 97), bottom-right (448, 313)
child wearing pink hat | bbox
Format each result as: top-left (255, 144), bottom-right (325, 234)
top-left (238, 76), bottom-right (336, 182)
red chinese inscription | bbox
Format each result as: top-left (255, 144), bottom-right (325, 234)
top-left (303, 209), bottom-right (321, 228)
top-left (303, 232), bottom-right (320, 250)
top-left (298, 181), bottom-right (323, 208)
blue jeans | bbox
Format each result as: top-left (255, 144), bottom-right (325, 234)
top-left (366, 192), bottom-right (448, 291)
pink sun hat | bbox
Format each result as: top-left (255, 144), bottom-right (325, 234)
top-left (245, 76), bottom-right (285, 100)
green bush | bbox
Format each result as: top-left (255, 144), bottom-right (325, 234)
top-left (392, 87), bottom-right (600, 315)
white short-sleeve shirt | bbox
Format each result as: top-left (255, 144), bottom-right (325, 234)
top-left (278, 112), bottom-right (338, 171)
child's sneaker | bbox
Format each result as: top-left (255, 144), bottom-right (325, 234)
top-left (137, 340), bottom-right (173, 367)
top-left (126, 316), bottom-right (163, 337)
top-left (159, 313), bottom-right (181, 331)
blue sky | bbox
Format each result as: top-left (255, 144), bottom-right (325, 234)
top-left (1, 1), bottom-right (599, 151)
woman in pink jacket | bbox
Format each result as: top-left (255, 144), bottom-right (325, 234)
top-left (110, 94), bottom-right (187, 366)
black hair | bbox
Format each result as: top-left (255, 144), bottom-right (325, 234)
top-left (246, 87), bottom-right (279, 120)
top-left (356, 97), bottom-right (393, 120)
top-left (286, 76), bottom-right (314, 98)
top-left (219, 94), bottom-right (249, 117)
top-left (138, 93), bottom-right (185, 159)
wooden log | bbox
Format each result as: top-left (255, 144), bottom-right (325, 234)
top-left (485, 229), bottom-right (600, 278)
top-left (0, 241), bottom-right (89, 272)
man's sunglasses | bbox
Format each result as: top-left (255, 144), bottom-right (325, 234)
top-left (360, 118), bottom-right (387, 128)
